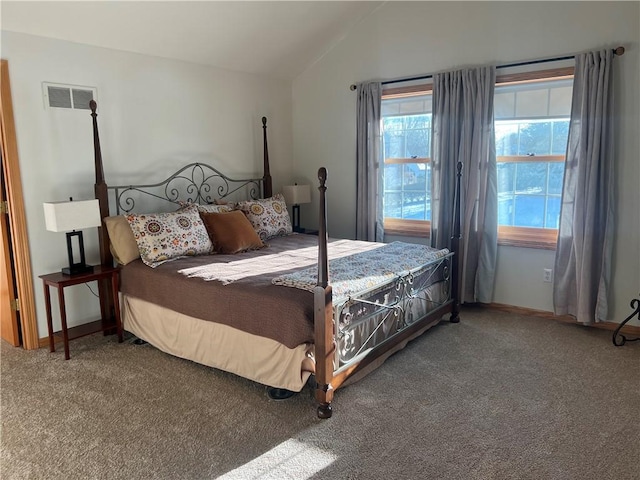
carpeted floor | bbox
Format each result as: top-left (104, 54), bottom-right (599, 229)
top-left (1, 307), bottom-right (638, 480)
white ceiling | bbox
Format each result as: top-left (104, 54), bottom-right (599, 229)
top-left (1, 1), bottom-right (383, 80)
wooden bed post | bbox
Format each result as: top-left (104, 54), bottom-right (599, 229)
top-left (449, 161), bottom-right (463, 323)
top-left (261, 117), bottom-right (272, 198)
top-left (314, 167), bottom-right (334, 419)
top-left (91, 101), bottom-right (113, 267)
top-left (90, 100), bottom-right (115, 330)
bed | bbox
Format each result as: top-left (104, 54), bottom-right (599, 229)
top-left (89, 102), bottom-right (462, 418)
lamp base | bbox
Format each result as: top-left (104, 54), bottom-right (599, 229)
top-left (62, 264), bottom-right (94, 276)
top-left (62, 230), bottom-right (92, 276)
top-left (292, 204), bottom-right (302, 232)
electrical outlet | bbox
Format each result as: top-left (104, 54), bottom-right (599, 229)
top-left (543, 268), bottom-right (553, 283)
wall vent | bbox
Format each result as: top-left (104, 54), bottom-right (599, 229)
top-left (42, 83), bottom-right (97, 110)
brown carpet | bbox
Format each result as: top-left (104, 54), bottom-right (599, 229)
top-left (1, 306), bottom-right (638, 480)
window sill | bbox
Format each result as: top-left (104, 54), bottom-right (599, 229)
top-left (498, 226), bottom-right (557, 250)
top-left (384, 219), bottom-right (430, 238)
top-left (498, 239), bottom-right (557, 250)
top-left (384, 223), bottom-right (557, 248)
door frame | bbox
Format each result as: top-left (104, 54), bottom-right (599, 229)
top-left (1, 59), bottom-right (38, 350)
top-left (1, 151), bottom-right (20, 346)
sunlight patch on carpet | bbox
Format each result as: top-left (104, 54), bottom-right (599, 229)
top-left (217, 438), bottom-right (337, 479)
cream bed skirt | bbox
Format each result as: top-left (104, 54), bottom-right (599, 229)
top-left (122, 295), bottom-right (315, 392)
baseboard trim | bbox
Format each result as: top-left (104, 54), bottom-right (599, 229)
top-left (37, 320), bottom-right (107, 348)
top-left (35, 303), bottom-right (640, 347)
top-left (475, 302), bottom-right (640, 337)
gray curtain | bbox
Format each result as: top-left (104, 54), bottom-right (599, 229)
top-left (554, 49), bottom-right (614, 323)
top-left (356, 81), bottom-right (384, 242)
top-left (431, 66), bottom-right (498, 304)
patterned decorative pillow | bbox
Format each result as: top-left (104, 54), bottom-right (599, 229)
top-left (177, 201), bottom-right (234, 214)
top-left (197, 203), bottom-right (235, 214)
top-left (237, 193), bottom-right (292, 241)
top-left (126, 206), bottom-right (212, 267)
top-left (213, 198), bottom-right (237, 209)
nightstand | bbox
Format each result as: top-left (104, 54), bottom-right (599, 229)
top-left (40, 265), bottom-right (123, 360)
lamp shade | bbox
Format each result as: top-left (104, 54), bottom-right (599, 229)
top-left (282, 184), bottom-right (311, 206)
top-left (43, 199), bottom-right (101, 232)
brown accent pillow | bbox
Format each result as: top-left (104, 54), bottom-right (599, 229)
top-left (200, 210), bottom-right (265, 254)
top-left (103, 215), bottom-right (140, 265)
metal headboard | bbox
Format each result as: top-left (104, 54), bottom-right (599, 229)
top-left (108, 162), bottom-right (264, 214)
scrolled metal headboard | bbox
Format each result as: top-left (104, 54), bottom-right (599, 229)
top-left (91, 101), bottom-right (274, 330)
top-left (108, 162), bottom-right (265, 214)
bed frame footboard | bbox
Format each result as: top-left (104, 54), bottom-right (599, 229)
top-left (313, 162), bottom-right (461, 419)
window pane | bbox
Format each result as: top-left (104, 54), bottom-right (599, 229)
top-left (383, 163), bottom-right (431, 220)
top-left (403, 163), bottom-right (427, 191)
top-left (384, 192), bottom-right (402, 219)
top-left (552, 120), bottom-right (570, 155)
top-left (497, 162), bottom-right (515, 194)
top-left (383, 117), bottom-right (403, 159)
top-left (548, 162), bottom-right (565, 195)
top-left (405, 129), bottom-right (429, 158)
top-left (384, 164), bottom-right (402, 190)
top-left (518, 122), bottom-right (552, 156)
top-left (546, 196), bottom-right (561, 229)
top-left (515, 162), bottom-right (547, 194)
top-left (405, 114), bottom-right (430, 129)
top-left (514, 196), bottom-right (545, 227)
top-left (383, 116), bottom-right (403, 131)
top-left (498, 194), bottom-right (514, 226)
top-left (495, 122), bottom-right (518, 156)
top-left (383, 131), bottom-right (403, 159)
top-left (403, 192), bottom-right (427, 220)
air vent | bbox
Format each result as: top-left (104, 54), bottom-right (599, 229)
top-left (42, 83), bottom-right (97, 110)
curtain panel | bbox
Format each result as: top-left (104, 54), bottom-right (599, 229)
top-left (355, 82), bottom-right (383, 242)
top-left (554, 49), bottom-right (615, 323)
top-left (431, 66), bottom-right (498, 304)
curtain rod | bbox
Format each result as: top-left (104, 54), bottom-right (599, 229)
top-left (349, 46), bottom-right (625, 91)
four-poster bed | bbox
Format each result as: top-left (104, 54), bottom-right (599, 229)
top-left (90, 100), bottom-right (461, 418)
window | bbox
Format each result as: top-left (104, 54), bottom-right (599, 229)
top-left (380, 69), bottom-right (573, 247)
top-left (381, 88), bottom-right (433, 236)
top-left (495, 69), bottom-right (574, 248)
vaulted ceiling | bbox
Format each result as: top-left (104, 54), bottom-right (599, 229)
top-left (1, 1), bottom-right (384, 80)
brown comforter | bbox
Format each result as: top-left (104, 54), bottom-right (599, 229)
top-left (120, 234), bottom-right (324, 349)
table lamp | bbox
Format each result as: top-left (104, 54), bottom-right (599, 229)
top-left (43, 198), bottom-right (101, 275)
top-left (282, 184), bottom-right (311, 233)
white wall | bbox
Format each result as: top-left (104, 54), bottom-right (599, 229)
top-left (292, 2), bottom-right (640, 324)
top-left (2, 31), bottom-right (293, 337)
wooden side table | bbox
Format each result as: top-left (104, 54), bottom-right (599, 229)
top-left (40, 265), bottom-right (123, 360)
